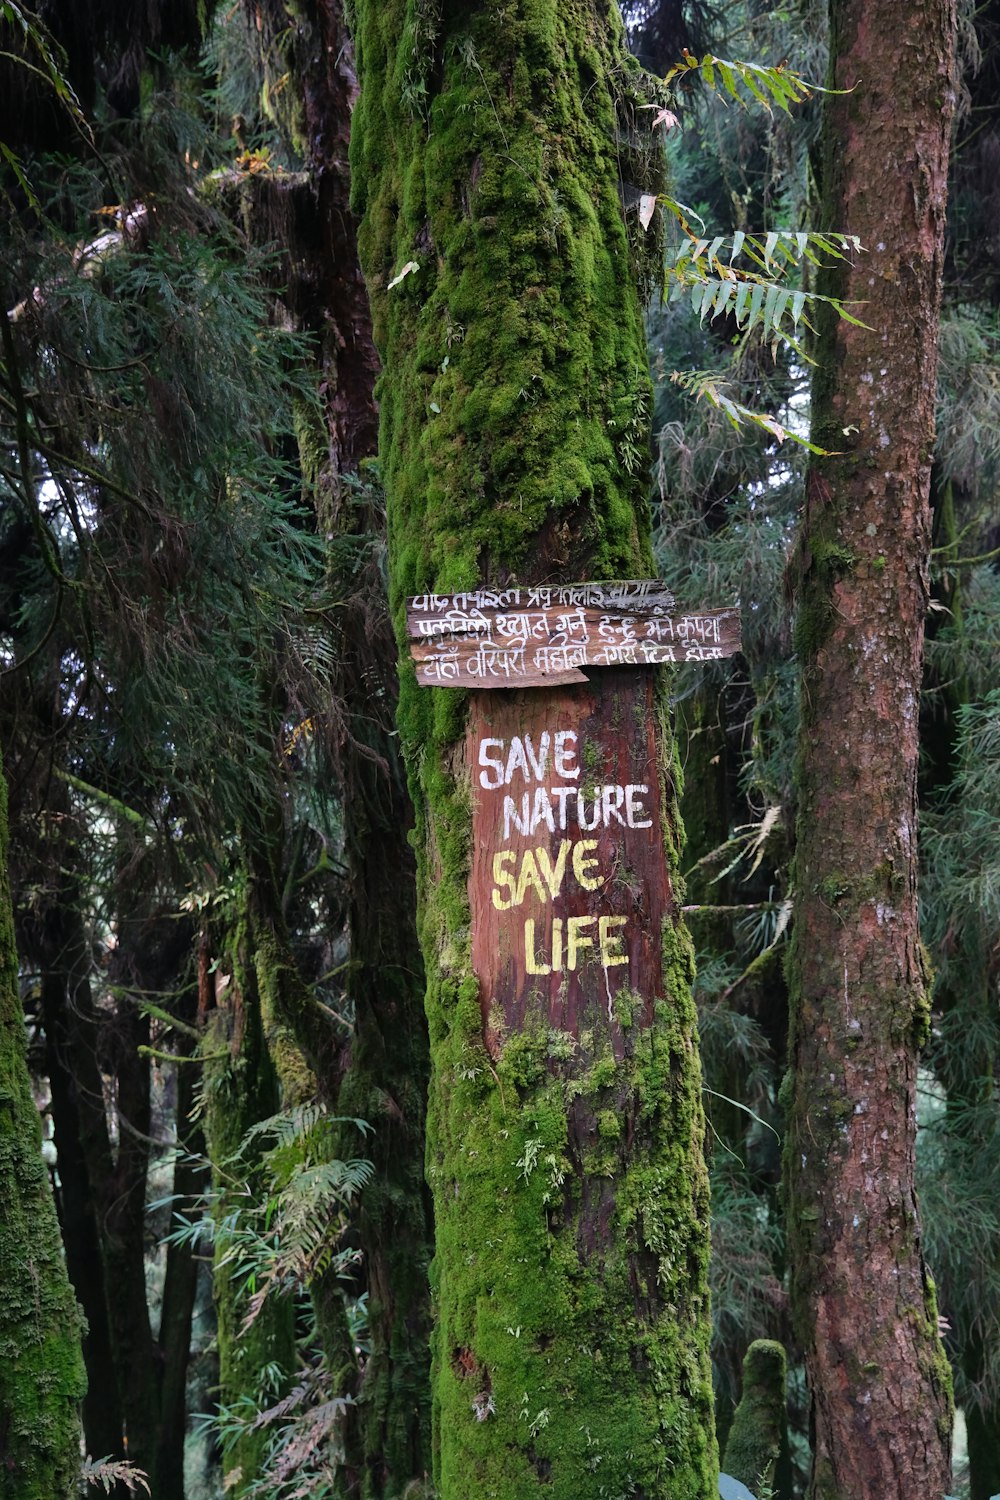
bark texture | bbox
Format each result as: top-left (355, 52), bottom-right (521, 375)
top-left (236, 2), bottom-right (435, 1485)
top-left (786, 2), bottom-right (957, 1496)
top-left (351, 3), bottom-right (715, 1495)
top-left (202, 908), bottom-right (297, 1491)
top-left (0, 749), bottom-right (86, 1497)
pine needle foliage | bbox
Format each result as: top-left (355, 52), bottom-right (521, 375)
top-left (936, 308), bottom-right (1000, 509)
top-left (1, 151), bottom-right (331, 864)
top-left (710, 1159), bottom-right (786, 1405)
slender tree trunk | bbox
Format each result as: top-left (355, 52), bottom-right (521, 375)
top-left (234, 3), bottom-right (436, 1487)
top-left (203, 903), bottom-right (297, 1492)
top-left (722, 1339), bottom-right (787, 1496)
top-left (38, 908), bottom-right (124, 1464)
top-left (786, 2), bottom-right (957, 1496)
top-left (0, 748), bottom-right (86, 1496)
top-left (351, 5), bottom-right (715, 1496)
top-left (154, 1044), bottom-right (203, 1500)
top-left (967, 1365), bottom-right (1000, 1500)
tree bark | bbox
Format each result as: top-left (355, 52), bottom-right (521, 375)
top-left (203, 909), bottom-right (297, 1492)
top-left (0, 747), bottom-right (86, 1497)
top-left (786, 2), bottom-right (957, 1496)
top-left (351, 4), bottom-right (715, 1495)
top-left (154, 1044), bottom-right (203, 1500)
top-left (235, 4), bottom-right (436, 1487)
top-left (37, 904), bottom-right (124, 1466)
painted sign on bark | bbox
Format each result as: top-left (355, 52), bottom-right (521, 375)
top-left (468, 670), bottom-right (671, 1056)
top-left (406, 581), bottom-right (741, 688)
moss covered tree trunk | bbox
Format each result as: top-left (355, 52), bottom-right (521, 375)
top-left (219, 5), bottom-right (436, 1485)
top-left (0, 748), bottom-right (86, 1495)
top-left (722, 1339), bottom-right (787, 1496)
top-left (350, 5), bottom-right (715, 1496)
top-left (202, 904), bottom-right (297, 1492)
top-left (786, 1), bottom-right (956, 1495)
top-left (252, 7), bottom-right (437, 1483)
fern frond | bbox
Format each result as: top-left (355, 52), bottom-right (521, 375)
top-left (664, 51), bottom-right (826, 115)
top-left (669, 370), bottom-right (826, 452)
top-left (80, 1455), bottom-right (151, 1494)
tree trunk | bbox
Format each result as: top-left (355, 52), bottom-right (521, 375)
top-left (786, 2), bottom-right (957, 1496)
top-left (351, 5), bottom-right (715, 1496)
top-left (233, 3), bottom-right (436, 1486)
top-left (154, 1043), bottom-right (203, 1500)
top-left (0, 747), bottom-right (86, 1496)
top-left (722, 1339), bottom-right (787, 1496)
top-left (203, 908), bottom-right (297, 1491)
top-left (37, 905), bottom-right (124, 1465)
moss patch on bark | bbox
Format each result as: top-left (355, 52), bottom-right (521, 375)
top-left (0, 751), bottom-right (86, 1497)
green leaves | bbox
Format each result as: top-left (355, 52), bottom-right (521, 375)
top-left (79, 1455), bottom-right (151, 1494)
top-left (663, 226), bottom-right (868, 359)
top-left (669, 370), bottom-right (826, 453)
top-left (664, 51), bottom-right (826, 115)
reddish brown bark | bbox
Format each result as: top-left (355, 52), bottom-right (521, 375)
top-left (786, 3), bottom-right (957, 1497)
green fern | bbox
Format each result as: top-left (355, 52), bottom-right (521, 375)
top-left (669, 369), bottom-right (823, 452)
top-left (79, 1456), bottom-right (150, 1495)
top-left (663, 50), bottom-right (827, 115)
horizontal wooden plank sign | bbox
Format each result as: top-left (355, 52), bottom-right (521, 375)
top-left (406, 580), bottom-right (741, 688)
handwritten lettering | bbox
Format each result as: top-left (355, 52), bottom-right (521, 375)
top-left (406, 581), bottom-right (738, 688)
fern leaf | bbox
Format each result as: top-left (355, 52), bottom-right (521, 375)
top-left (669, 371), bottom-right (828, 453)
top-left (664, 51), bottom-right (828, 115)
top-left (80, 1456), bottom-right (151, 1494)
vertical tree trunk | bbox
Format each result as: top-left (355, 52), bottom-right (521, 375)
top-left (37, 905), bottom-right (124, 1466)
top-left (233, 3), bottom-right (436, 1486)
top-left (203, 908), bottom-right (297, 1491)
top-left (351, 5), bottom-right (715, 1496)
top-left (786, 2), bottom-right (957, 1496)
top-left (154, 1042), bottom-right (203, 1500)
top-left (0, 748), bottom-right (86, 1496)
top-left (722, 1339), bottom-right (787, 1496)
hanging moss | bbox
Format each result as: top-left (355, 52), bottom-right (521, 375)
top-left (350, 4), bottom-right (715, 1495)
top-left (0, 750), bottom-right (86, 1497)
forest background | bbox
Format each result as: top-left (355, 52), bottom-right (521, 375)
top-left (0, 0), bottom-right (997, 1498)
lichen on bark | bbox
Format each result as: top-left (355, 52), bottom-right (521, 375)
top-left (0, 748), bottom-right (86, 1497)
top-left (350, 4), bottom-right (715, 1495)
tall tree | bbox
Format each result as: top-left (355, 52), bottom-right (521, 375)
top-left (212, 1), bottom-right (436, 1484)
top-left (350, 4), bottom-right (715, 1496)
top-left (785, 1), bottom-right (957, 1495)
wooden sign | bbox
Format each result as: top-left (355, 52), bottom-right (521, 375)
top-left (406, 580), bottom-right (741, 688)
top-left (468, 670), bottom-right (671, 1054)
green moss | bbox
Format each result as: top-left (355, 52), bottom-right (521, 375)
top-left (810, 538), bottom-right (856, 572)
top-left (722, 1340), bottom-right (787, 1495)
top-left (793, 537), bottom-right (858, 659)
top-left (819, 873), bottom-right (851, 904)
top-left (0, 751), bottom-right (86, 1498)
top-left (350, 2), bottom-right (714, 1494)
top-left (202, 911), bottom-right (297, 1492)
